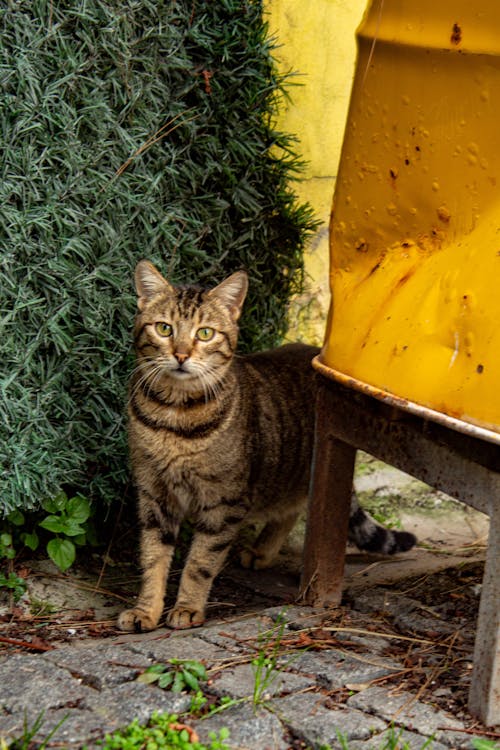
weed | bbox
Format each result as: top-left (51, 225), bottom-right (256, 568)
top-left (0, 570), bottom-right (26, 602)
top-left (4, 712), bottom-right (68, 749)
top-left (0, 519), bottom-right (26, 602)
top-left (29, 598), bottom-right (56, 617)
top-left (251, 612), bottom-right (289, 706)
top-left (372, 510), bottom-right (403, 530)
top-left (97, 712), bottom-right (230, 750)
top-left (337, 726), bottom-right (436, 750)
top-left (472, 740), bottom-right (500, 750)
top-left (38, 491), bottom-right (95, 572)
top-left (0, 493), bottom-right (97, 577)
top-left (137, 659), bottom-right (208, 693)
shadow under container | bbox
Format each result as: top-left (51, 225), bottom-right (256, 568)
top-left (301, 0), bottom-right (500, 727)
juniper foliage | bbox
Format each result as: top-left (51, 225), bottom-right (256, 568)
top-left (0, 0), bottom-right (317, 514)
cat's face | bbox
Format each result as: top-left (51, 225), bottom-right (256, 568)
top-left (133, 261), bottom-right (248, 394)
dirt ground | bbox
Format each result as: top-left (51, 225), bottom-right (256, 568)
top-left (0, 455), bottom-right (491, 729)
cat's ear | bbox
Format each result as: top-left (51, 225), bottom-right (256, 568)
top-left (209, 271), bottom-right (248, 321)
top-left (135, 260), bottom-right (173, 310)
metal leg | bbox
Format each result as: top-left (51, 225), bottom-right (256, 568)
top-left (300, 380), bottom-right (356, 607)
top-left (302, 373), bottom-right (500, 723)
top-left (468, 476), bottom-right (500, 726)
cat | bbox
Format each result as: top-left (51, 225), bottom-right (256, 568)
top-left (118, 261), bottom-right (416, 632)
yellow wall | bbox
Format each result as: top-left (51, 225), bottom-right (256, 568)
top-left (265, 0), bottom-right (367, 344)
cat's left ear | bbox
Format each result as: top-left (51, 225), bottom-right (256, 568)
top-left (209, 271), bottom-right (248, 321)
top-left (135, 260), bottom-right (173, 311)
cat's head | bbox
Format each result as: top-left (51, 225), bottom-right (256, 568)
top-left (133, 260), bottom-right (248, 393)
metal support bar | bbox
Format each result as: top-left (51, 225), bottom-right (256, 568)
top-left (300, 382), bottom-right (356, 607)
top-left (468, 488), bottom-right (500, 725)
top-left (302, 375), bottom-right (500, 726)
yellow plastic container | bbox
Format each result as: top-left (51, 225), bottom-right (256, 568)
top-left (321, 0), bottom-right (500, 439)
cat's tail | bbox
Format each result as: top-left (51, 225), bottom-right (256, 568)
top-left (348, 493), bottom-right (416, 554)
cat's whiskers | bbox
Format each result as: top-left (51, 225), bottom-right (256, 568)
top-left (188, 360), bottom-right (227, 403)
top-left (129, 358), bottom-right (172, 404)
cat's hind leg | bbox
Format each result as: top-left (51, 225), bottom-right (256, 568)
top-left (240, 512), bottom-right (299, 570)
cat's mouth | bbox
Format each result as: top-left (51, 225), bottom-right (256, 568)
top-left (171, 364), bottom-right (193, 378)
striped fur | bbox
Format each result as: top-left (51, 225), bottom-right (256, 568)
top-left (118, 261), bottom-right (416, 633)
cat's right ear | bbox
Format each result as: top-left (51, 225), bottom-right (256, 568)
top-left (209, 271), bottom-right (249, 322)
top-left (134, 261), bottom-right (173, 311)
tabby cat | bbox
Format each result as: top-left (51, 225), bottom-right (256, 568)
top-left (118, 261), bottom-right (416, 632)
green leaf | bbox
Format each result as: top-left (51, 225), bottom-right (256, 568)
top-left (145, 664), bottom-right (168, 674)
top-left (0, 533), bottom-right (13, 548)
top-left (21, 530), bottom-right (39, 551)
top-left (47, 538), bottom-right (75, 572)
top-left (172, 672), bottom-right (186, 692)
top-left (158, 672), bottom-right (174, 689)
top-left (136, 672), bottom-right (161, 685)
top-left (7, 510), bottom-right (25, 526)
top-left (42, 492), bottom-right (67, 514)
top-left (181, 670), bottom-right (199, 691)
top-left (66, 495), bottom-right (91, 524)
top-left (184, 661), bottom-right (207, 680)
top-left (39, 516), bottom-right (64, 534)
top-left (73, 533), bottom-right (87, 546)
top-left (59, 520), bottom-right (85, 537)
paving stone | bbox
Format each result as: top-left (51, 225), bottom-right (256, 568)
top-left (84, 681), bottom-right (191, 730)
top-left (0, 707), bottom-right (108, 749)
top-left (128, 632), bottom-right (234, 666)
top-left (200, 615), bottom-right (273, 651)
top-left (195, 702), bottom-right (289, 750)
top-left (271, 691), bottom-right (387, 747)
top-left (281, 648), bottom-right (401, 690)
top-left (0, 654), bottom-right (94, 716)
top-left (43, 643), bottom-right (151, 689)
top-left (348, 686), bottom-right (469, 747)
top-left (349, 590), bottom-right (454, 637)
top-left (261, 604), bottom-right (323, 629)
top-left (334, 631), bottom-right (394, 655)
top-left (209, 661), bottom-right (314, 700)
top-left (348, 727), bottom-right (449, 750)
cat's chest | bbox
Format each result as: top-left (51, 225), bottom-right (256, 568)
top-left (131, 401), bottom-right (246, 477)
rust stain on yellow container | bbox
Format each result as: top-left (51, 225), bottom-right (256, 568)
top-left (322, 0), bottom-right (500, 438)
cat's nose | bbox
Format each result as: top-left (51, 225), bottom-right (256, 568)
top-left (174, 352), bottom-right (189, 364)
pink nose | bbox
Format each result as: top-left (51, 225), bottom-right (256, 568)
top-left (175, 352), bottom-right (189, 364)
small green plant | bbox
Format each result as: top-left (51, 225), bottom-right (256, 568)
top-left (137, 659), bottom-right (208, 693)
top-left (98, 712), bottom-right (230, 750)
top-left (3, 712), bottom-right (68, 750)
top-left (336, 727), bottom-right (437, 750)
top-left (371, 510), bottom-right (403, 531)
top-left (0, 516), bottom-right (27, 602)
top-left (251, 612), bottom-right (289, 706)
top-left (0, 569), bottom-right (26, 602)
top-left (472, 740), bottom-right (500, 750)
top-left (1, 494), bottom-right (96, 575)
top-left (38, 491), bottom-right (94, 572)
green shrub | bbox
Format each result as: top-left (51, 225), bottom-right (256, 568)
top-left (0, 0), bottom-right (317, 515)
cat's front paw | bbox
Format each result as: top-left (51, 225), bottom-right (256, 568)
top-left (117, 608), bottom-right (160, 633)
top-left (166, 605), bottom-right (205, 629)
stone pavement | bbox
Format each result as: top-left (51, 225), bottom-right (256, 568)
top-left (0, 605), bottom-right (477, 750)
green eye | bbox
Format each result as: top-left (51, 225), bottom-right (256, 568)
top-left (155, 322), bottom-right (173, 337)
top-left (196, 327), bottom-right (215, 342)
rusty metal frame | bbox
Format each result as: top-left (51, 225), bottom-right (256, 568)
top-left (300, 369), bottom-right (500, 726)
